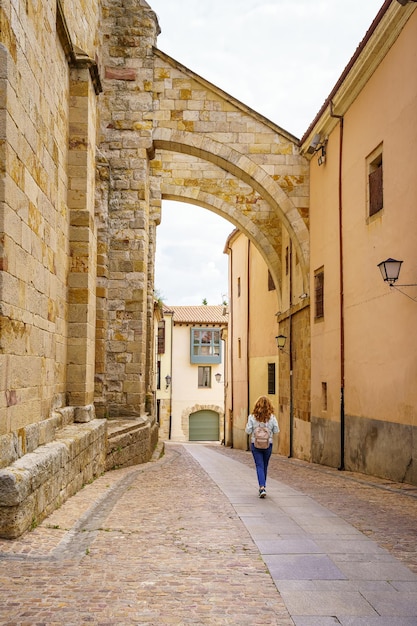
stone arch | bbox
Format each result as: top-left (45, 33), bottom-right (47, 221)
top-left (159, 186), bottom-right (283, 296)
top-left (152, 128), bottom-right (309, 289)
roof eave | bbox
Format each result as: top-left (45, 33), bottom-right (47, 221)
top-left (300, 0), bottom-right (415, 155)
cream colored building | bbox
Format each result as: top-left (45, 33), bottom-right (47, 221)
top-left (156, 306), bottom-right (227, 443)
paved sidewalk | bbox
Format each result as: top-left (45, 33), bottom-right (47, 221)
top-left (0, 443), bottom-right (416, 625)
top-left (186, 445), bottom-right (417, 625)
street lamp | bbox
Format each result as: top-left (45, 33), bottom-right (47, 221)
top-left (377, 258), bottom-right (417, 302)
top-left (275, 334), bottom-right (287, 350)
top-left (377, 258), bottom-right (403, 285)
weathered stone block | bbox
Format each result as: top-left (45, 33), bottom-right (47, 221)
top-left (0, 433), bottom-right (18, 469)
top-left (74, 404), bottom-right (95, 423)
top-left (0, 465), bottom-right (33, 506)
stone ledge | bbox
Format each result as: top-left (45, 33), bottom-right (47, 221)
top-left (105, 417), bottom-right (158, 471)
top-left (0, 404), bottom-right (96, 470)
top-left (0, 419), bottom-right (107, 539)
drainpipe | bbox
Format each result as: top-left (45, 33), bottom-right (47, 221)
top-left (330, 101), bottom-right (345, 471)
top-left (288, 240), bottom-right (294, 458)
top-left (227, 243), bottom-right (234, 448)
top-left (168, 314), bottom-right (173, 440)
top-left (246, 239), bottom-right (251, 450)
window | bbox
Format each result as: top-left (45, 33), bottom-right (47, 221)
top-left (157, 360), bottom-right (161, 390)
top-left (198, 366), bottom-right (211, 388)
top-left (268, 363), bottom-right (276, 395)
top-left (237, 277), bottom-right (241, 297)
top-left (322, 382), bottom-right (327, 411)
top-left (190, 328), bottom-right (221, 364)
top-left (157, 321), bottom-right (165, 354)
top-left (314, 268), bottom-right (324, 319)
top-left (368, 148), bottom-right (383, 217)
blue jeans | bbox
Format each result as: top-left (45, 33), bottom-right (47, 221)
top-left (250, 443), bottom-right (273, 488)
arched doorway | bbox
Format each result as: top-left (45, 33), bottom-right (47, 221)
top-left (189, 410), bottom-right (220, 441)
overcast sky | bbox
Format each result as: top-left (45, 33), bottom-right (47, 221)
top-left (153, 0), bottom-right (385, 306)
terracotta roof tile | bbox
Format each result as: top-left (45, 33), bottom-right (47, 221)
top-left (170, 305), bottom-right (228, 324)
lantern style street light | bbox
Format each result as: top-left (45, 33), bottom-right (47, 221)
top-left (377, 258), bottom-right (403, 285)
top-left (377, 258), bottom-right (417, 302)
top-left (275, 334), bottom-right (287, 350)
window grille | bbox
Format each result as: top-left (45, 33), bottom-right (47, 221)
top-left (315, 269), bottom-right (324, 319)
top-left (268, 363), bottom-right (276, 395)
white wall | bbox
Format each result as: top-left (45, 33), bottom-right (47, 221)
top-left (170, 324), bottom-right (225, 441)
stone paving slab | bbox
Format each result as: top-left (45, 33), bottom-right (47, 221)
top-left (264, 553), bottom-right (346, 580)
top-left (340, 619), bottom-right (417, 626)
top-left (278, 589), bottom-right (378, 617)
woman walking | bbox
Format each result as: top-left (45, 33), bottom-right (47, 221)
top-left (245, 396), bottom-right (279, 498)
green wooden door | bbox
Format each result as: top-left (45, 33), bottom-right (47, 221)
top-left (189, 410), bottom-right (219, 441)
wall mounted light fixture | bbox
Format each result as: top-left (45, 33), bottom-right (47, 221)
top-left (317, 144), bottom-right (326, 166)
top-left (377, 258), bottom-right (403, 284)
top-left (377, 258), bottom-right (417, 301)
top-left (276, 334), bottom-right (287, 350)
top-left (165, 374), bottom-right (171, 389)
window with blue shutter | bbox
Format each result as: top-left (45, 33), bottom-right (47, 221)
top-left (190, 328), bottom-right (222, 364)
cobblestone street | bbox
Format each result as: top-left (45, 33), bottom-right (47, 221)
top-left (0, 444), bottom-right (416, 625)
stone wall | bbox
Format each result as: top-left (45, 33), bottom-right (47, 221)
top-left (311, 413), bottom-right (417, 485)
top-left (97, 0), bottom-right (161, 418)
top-left (346, 415), bottom-right (416, 485)
top-left (106, 418), bottom-right (159, 471)
top-left (0, 407), bottom-right (161, 538)
top-left (0, 408), bottom-right (106, 539)
top-left (0, 0), bottom-right (159, 538)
